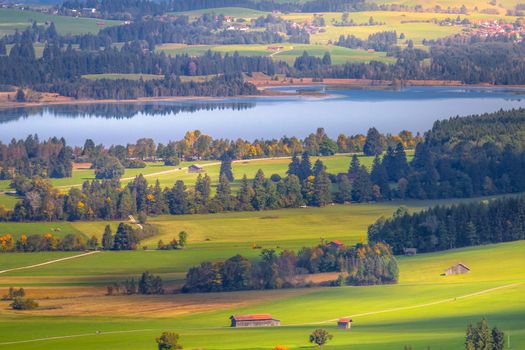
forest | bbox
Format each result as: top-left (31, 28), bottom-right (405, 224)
top-left (368, 195), bottom-right (525, 254)
top-left (59, 0), bottom-right (376, 20)
top-left (182, 242), bottom-right (398, 293)
top-left (2, 109), bottom-right (525, 222)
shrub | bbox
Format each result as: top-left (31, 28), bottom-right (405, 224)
top-left (10, 297), bottom-right (38, 310)
top-left (164, 157), bottom-right (180, 166)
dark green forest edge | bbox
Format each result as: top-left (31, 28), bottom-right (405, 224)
top-left (3, 0), bottom-right (525, 99)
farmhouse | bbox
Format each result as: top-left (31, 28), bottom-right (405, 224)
top-left (445, 263), bottom-right (470, 275)
top-left (326, 240), bottom-right (345, 249)
top-left (188, 164), bottom-right (204, 173)
top-left (230, 314), bottom-right (280, 327)
top-left (338, 318), bottom-right (352, 330)
top-left (403, 248), bottom-right (417, 256)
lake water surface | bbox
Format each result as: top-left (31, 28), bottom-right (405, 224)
top-left (1, 86), bottom-right (524, 146)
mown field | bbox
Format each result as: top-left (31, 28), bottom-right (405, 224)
top-left (157, 43), bottom-right (396, 65)
top-left (0, 240), bottom-right (523, 349)
top-left (0, 8), bottom-right (122, 37)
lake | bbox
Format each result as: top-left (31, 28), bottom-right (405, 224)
top-left (1, 86), bottom-right (525, 146)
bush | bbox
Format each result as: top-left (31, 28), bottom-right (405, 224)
top-left (123, 159), bottom-right (147, 169)
top-left (164, 157), bottom-right (180, 166)
top-left (10, 297), bottom-right (38, 310)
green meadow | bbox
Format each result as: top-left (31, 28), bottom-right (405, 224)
top-left (1, 241), bottom-right (524, 349)
top-left (0, 8), bottom-right (122, 37)
top-left (157, 43), bottom-right (396, 65)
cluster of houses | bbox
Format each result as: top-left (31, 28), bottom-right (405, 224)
top-left (471, 20), bottom-right (525, 41)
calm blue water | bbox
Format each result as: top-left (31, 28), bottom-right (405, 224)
top-left (0, 86), bottom-right (524, 146)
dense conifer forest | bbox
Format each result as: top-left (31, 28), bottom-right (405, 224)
top-left (368, 195), bottom-right (525, 254)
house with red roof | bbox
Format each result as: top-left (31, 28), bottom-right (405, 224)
top-left (326, 240), bottom-right (345, 249)
top-left (230, 314), bottom-right (280, 327)
top-left (338, 318), bottom-right (353, 330)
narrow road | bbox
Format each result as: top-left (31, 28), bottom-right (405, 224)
top-left (0, 251), bottom-right (100, 275)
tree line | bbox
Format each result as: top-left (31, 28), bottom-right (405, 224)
top-left (0, 128), bottom-right (419, 180)
top-left (368, 195), bottom-right (525, 254)
top-left (182, 242), bottom-right (398, 293)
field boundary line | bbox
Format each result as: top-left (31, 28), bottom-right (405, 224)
top-left (0, 251), bottom-right (100, 275)
top-left (286, 281), bottom-right (524, 326)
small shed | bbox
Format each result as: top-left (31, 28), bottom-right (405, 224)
top-left (445, 263), bottom-right (470, 275)
top-left (188, 164), bottom-right (204, 173)
top-left (230, 314), bottom-right (280, 328)
top-left (403, 248), bottom-right (417, 256)
top-left (338, 318), bottom-right (352, 330)
top-left (326, 240), bottom-right (344, 250)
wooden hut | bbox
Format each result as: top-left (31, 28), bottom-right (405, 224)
top-left (403, 248), bottom-right (417, 256)
top-left (326, 240), bottom-right (344, 250)
top-left (338, 318), bottom-right (352, 330)
top-left (230, 314), bottom-right (280, 328)
top-left (445, 263), bottom-right (470, 275)
top-left (188, 164), bottom-right (204, 173)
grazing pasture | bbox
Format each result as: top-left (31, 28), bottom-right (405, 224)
top-left (0, 8), bottom-right (122, 37)
top-left (157, 43), bottom-right (396, 64)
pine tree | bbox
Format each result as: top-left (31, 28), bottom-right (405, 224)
top-left (113, 223), bottom-right (134, 250)
top-left (299, 151), bottom-right (312, 181)
top-left (219, 155), bottom-right (234, 182)
top-left (336, 175), bottom-right (351, 203)
top-left (370, 155), bottom-right (390, 200)
top-left (491, 327), bottom-right (505, 350)
top-left (169, 180), bottom-right (190, 215)
top-left (351, 166), bottom-right (372, 203)
top-left (287, 154), bottom-right (301, 178)
top-left (363, 127), bottom-right (383, 156)
top-left (237, 174), bottom-right (254, 211)
top-left (312, 169), bottom-right (332, 206)
top-left (252, 169), bottom-right (267, 210)
top-left (216, 174), bottom-right (232, 210)
top-left (102, 224), bottom-right (113, 250)
top-left (312, 159), bottom-right (326, 177)
top-left (348, 154), bottom-right (360, 178)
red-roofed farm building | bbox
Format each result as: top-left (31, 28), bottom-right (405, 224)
top-left (230, 314), bottom-right (281, 327)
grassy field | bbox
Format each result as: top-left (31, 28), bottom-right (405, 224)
top-left (0, 153), bottom-right (395, 210)
top-left (0, 8), bottom-right (122, 37)
top-left (0, 240), bottom-right (523, 349)
top-left (157, 43), bottom-right (396, 64)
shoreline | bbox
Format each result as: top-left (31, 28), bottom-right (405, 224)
top-left (1, 79), bottom-right (525, 110)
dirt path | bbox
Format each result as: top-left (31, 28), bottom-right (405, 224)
top-left (0, 251), bottom-right (100, 275)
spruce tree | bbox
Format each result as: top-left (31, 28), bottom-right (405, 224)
top-left (102, 224), bottom-right (113, 250)
top-left (312, 169), bottom-right (332, 206)
top-left (299, 151), bottom-right (312, 181)
top-left (252, 169), bottom-right (267, 210)
top-left (219, 155), bottom-right (234, 182)
top-left (237, 174), bottom-right (254, 211)
top-left (363, 127), bottom-right (383, 156)
top-left (216, 174), bottom-right (232, 210)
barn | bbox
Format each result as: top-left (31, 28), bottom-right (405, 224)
top-left (326, 240), bottom-right (344, 249)
top-left (338, 318), bottom-right (352, 330)
top-left (188, 164), bottom-right (204, 173)
top-left (445, 263), bottom-right (470, 275)
top-left (230, 314), bottom-right (280, 327)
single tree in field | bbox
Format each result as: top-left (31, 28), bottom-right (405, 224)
top-left (309, 329), bottom-right (333, 347)
top-left (156, 331), bottom-right (182, 350)
top-left (178, 231), bottom-right (188, 247)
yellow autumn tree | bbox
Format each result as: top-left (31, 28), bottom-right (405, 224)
top-left (272, 346), bottom-right (289, 350)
